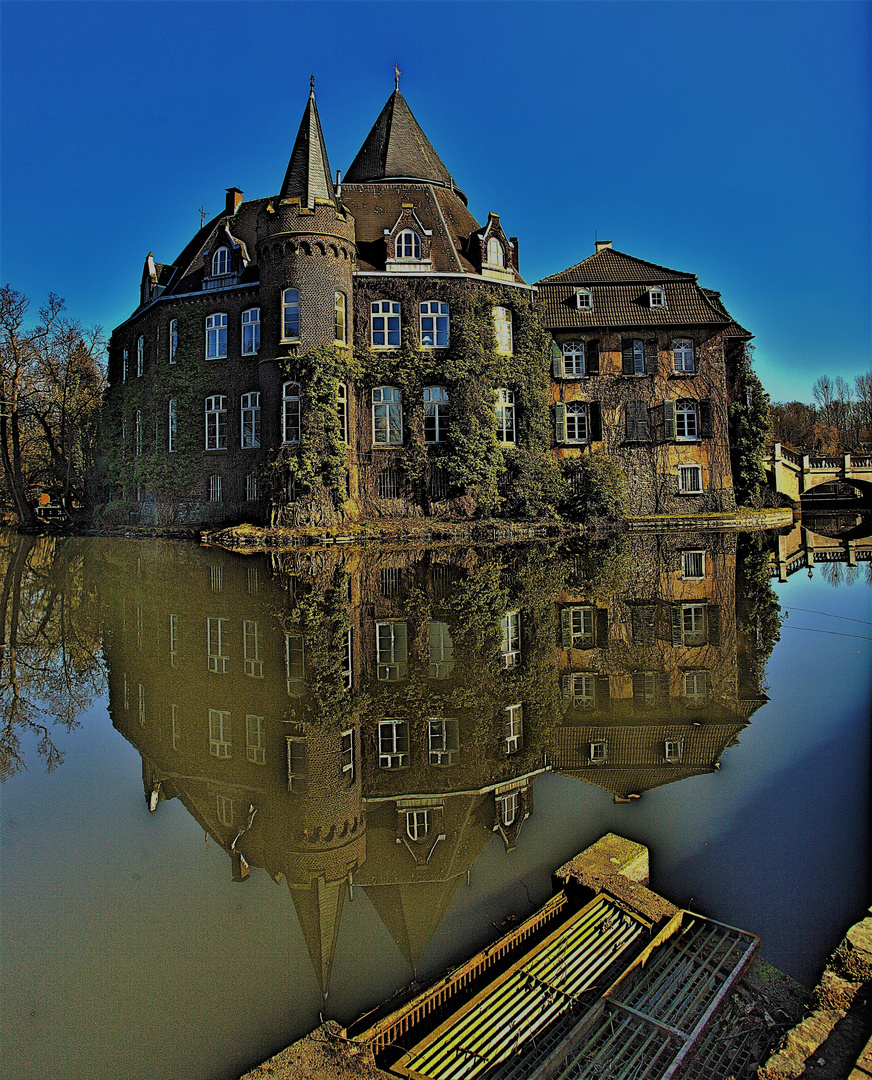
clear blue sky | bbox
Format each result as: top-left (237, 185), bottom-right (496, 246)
top-left (2, 1), bottom-right (869, 403)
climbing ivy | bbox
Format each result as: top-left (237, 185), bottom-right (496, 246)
top-left (729, 343), bottom-right (772, 505)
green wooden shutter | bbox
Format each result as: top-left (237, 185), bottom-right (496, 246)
top-left (588, 401), bottom-right (602, 441)
top-left (658, 671), bottom-right (670, 701)
top-left (551, 340), bottom-right (563, 378)
top-left (636, 402), bottom-right (650, 442)
top-left (555, 403), bottom-right (566, 444)
top-left (663, 399), bottom-right (676, 441)
top-left (561, 674), bottom-right (571, 702)
top-left (622, 341), bottom-right (636, 375)
top-left (671, 605), bottom-right (683, 646)
top-left (560, 608), bottom-right (571, 649)
top-left (587, 339), bottom-right (599, 375)
top-left (699, 400), bottom-right (713, 438)
top-left (707, 606), bottom-right (721, 646)
top-left (644, 339), bottom-right (658, 374)
top-left (631, 606), bottom-right (643, 644)
top-left (595, 675), bottom-right (610, 707)
top-left (596, 608), bottom-right (609, 649)
top-left (641, 605), bottom-right (655, 644)
top-left (632, 673), bottom-right (646, 702)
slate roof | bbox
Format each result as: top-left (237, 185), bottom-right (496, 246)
top-left (538, 247), bottom-right (734, 331)
top-left (344, 89), bottom-right (461, 198)
top-left (161, 198), bottom-right (269, 297)
top-left (279, 86), bottom-right (336, 206)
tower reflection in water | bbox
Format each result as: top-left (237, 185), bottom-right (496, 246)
top-left (102, 531), bottom-right (778, 1000)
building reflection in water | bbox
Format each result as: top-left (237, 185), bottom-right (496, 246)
top-left (100, 531), bottom-right (779, 1001)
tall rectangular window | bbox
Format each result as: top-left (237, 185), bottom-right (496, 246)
top-left (420, 301), bottom-right (449, 348)
top-left (428, 621), bottom-right (455, 678)
top-left (245, 474), bottom-right (258, 502)
top-left (334, 292), bottom-right (346, 343)
top-left (423, 386), bottom-right (448, 443)
top-left (171, 704), bottom-right (181, 749)
top-left (672, 339), bottom-right (695, 373)
top-left (504, 704), bottom-right (523, 754)
top-left (205, 314), bottom-right (228, 359)
top-left (495, 388), bottom-right (515, 443)
top-left (243, 620), bottom-right (263, 677)
top-left (376, 621), bottom-right (408, 680)
top-left (209, 709), bottom-right (232, 757)
top-left (169, 612), bottom-right (179, 666)
top-left (281, 289), bottom-right (300, 341)
top-left (493, 307), bottom-right (513, 354)
top-left (562, 342), bottom-right (585, 376)
top-left (500, 611), bottom-right (521, 668)
top-left (122, 348), bottom-right (128, 382)
top-left (134, 410), bottom-right (143, 456)
top-left (205, 396), bottom-right (227, 450)
top-left (136, 336), bottom-right (144, 376)
top-left (169, 319), bottom-right (178, 362)
top-left (241, 308), bottom-right (260, 355)
top-left (287, 736), bottom-right (307, 793)
top-left (675, 401), bottom-right (699, 440)
top-left (341, 629), bottom-right (353, 691)
top-left (372, 387), bottom-right (403, 445)
top-left (168, 399), bottom-right (177, 452)
top-left (371, 301), bottom-right (401, 347)
top-left (209, 474), bottom-right (222, 502)
top-left (378, 719), bottom-right (409, 768)
top-left (285, 632), bottom-right (305, 694)
top-left (241, 392), bottom-right (260, 448)
top-left (681, 604), bottom-right (706, 646)
top-left (246, 714), bottom-right (266, 764)
top-left (340, 728), bottom-right (354, 778)
top-left (337, 383), bottom-right (348, 444)
top-left (282, 383), bottom-right (300, 444)
top-left (428, 718), bottom-right (459, 765)
top-left (207, 617), bottom-right (228, 672)
top-left (562, 606), bottom-right (594, 649)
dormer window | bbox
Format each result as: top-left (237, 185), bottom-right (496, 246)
top-left (649, 287), bottom-right (666, 309)
top-left (212, 247), bottom-right (231, 276)
top-left (396, 230), bottom-right (422, 260)
top-left (486, 237), bottom-right (505, 267)
top-left (575, 289), bottom-right (593, 310)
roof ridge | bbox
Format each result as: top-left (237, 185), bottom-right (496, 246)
top-left (538, 248), bottom-right (697, 284)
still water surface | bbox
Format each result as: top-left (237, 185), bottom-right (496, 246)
top-left (0, 527), bottom-right (868, 1080)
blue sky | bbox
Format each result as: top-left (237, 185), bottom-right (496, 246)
top-left (1, 0), bottom-right (869, 403)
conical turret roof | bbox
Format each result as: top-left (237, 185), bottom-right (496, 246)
top-left (279, 80), bottom-right (336, 207)
top-left (345, 89), bottom-right (456, 190)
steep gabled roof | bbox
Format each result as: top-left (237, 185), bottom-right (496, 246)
top-left (344, 89), bottom-right (461, 197)
top-left (280, 83), bottom-right (336, 207)
top-left (539, 247), bottom-right (697, 285)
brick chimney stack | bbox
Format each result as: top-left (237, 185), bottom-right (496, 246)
top-left (225, 188), bottom-right (243, 216)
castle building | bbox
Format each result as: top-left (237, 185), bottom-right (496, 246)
top-left (106, 80), bottom-right (751, 524)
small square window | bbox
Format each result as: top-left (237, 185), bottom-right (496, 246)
top-left (678, 464), bottom-right (703, 494)
top-left (681, 551), bottom-right (706, 579)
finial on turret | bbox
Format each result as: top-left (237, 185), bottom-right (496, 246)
top-left (394, 62), bottom-right (402, 90)
top-left (310, 73), bottom-right (315, 94)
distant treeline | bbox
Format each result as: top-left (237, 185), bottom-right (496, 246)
top-left (771, 373), bottom-right (872, 454)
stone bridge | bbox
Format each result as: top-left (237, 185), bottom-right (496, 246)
top-left (770, 522), bottom-right (872, 580)
top-left (765, 443), bottom-right (872, 501)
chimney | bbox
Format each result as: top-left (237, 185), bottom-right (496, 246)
top-left (335, 170), bottom-right (342, 199)
top-left (225, 188), bottom-right (243, 216)
top-left (595, 239), bottom-right (612, 252)
top-left (510, 236), bottom-right (519, 270)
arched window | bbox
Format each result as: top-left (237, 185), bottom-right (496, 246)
top-left (371, 301), bottom-right (401, 347)
top-left (406, 809), bottom-right (431, 841)
top-left (564, 402), bottom-right (589, 443)
top-left (397, 230), bottom-right (421, 259)
top-left (241, 309), bottom-right (260, 355)
top-left (282, 289), bottom-right (300, 341)
top-left (205, 313), bottom-right (228, 359)
top-left (334, 292), bottom-right (346, 343)
top-left (212, 247), bottom-right (231, 276)
top-left (372, 387), bottom-right (403, 445)
top-left (205, 396), bottom-right (228, 450)
top-left (420, 301), bottom-right (449, 348)
top-left (675, 400), bottom-right (698, 440)
top-left (487, 237), bottom-right (505, 266)
top-left (282, 383), bottom-right (300, 444)
top-left (672, 339), bottom-right (695, 373)
top-left (562, 342), bottom-right (585, 376)
top-left (423, 386), bottom-right (449, 443)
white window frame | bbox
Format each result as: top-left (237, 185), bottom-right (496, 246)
top-left (341, 629), bottom-right (353, 691)
top-left (209, 708), bottom-right (231, 757)
top-left (428, 620), bottom-right (455, 678)
top-left (683, 671), bottom-right (707, 707)
top-left (212, 247), bottom-right (231, 276)
top-left (678, 463), bottom-right (703, 494)
top-left (493, 307), bottom-right (513, 355)
top-left (122, 347), bottom-right (128, 382)
top-left (589, 740), bottom-right (608, 764)
top-left (243, 620), bottom-right (263, 678)
top-left (681, 551), bottom-right (706, 580)
top-left (406, 809), bottom-right (431, 841)
top-left (207, 617), bottom-right (229, 672)
top-left (575, 289), bottom-right (593, 310)
top-left (371, 301), bottom-right (401, 348)
top-left (241, 391), bottom-right (261, 449)
top-left (397, 230), bottom-right (422, 259)
top-left (428, 717), bottom-right (459, 765)
top-left (672, 338), bottom-right (695, 373)
top-left (209, 473), bottom-right (222, 502)
top-left (649, 286), bottom-right (666, 309)
top-left (168, 399), bottom-right (177, 453)
top-left (136, 335), bottom-right (144, 377)
top-left (246, 714), bottom-right (266, 764)
top-left (372, 387), bottom-right (403, 445)
top-left (423, 386), bottom-right (449, 443)
top-left (340, 728), bottom-right (355, 777)
top-left (681, 604), bottom-right (707, 647)
top-left (205, 395), bottom-right (228, 450)
top-left (498, 791), bottom-right (519, 826)
top-left (495, 388), bottom-right (515, 444)
top-left (241, 308), bottom-right (260, 355)
top-left (564, 402), bottom-right (589, 444)
top-left (282, 382), bottom-right (300, 445)
top-left (281, 288), bottom-right (300, 342)
top-left (665, 738), bottom-right (684, 762)
top-left (562, 342), bottom-right (585, 376)
top-left (570, 672), bottom-right (595, 708)
top-left (205, 313), bottom-right (228, 359)
top-left (504, 704), bottom-right (523, 755)
top-left (337, 383), bottom-right (349, 445)
top-left (334, 292), bottom-right (346, 343)
top-left (486, 237), bottom-right (505, 267)
top-left (676, 400), bottom-right (699, 440)
top-left (376, 620), bottom-right (408, 681)
top-left (420, 301), bottom-right (449, 348)
top-left (500, 610), bottom-right (521, 669)
top-left (378, 719), bottom-right (409, 769)
top-left (216, 795), bottom-right (236, 826)
top-left (169, 319), bottom-right (178, 362)
top-left (566, 606), bottom-right (595, 649)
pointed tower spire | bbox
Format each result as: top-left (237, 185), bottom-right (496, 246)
top-left (279, 77), bottom-right (336, 208)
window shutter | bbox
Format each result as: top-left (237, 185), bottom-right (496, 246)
top-left (641, 605), bottom-right (655, 645)
top-left (671, 606), bottom-right (683, 646)
top-left (644, 339), bottom-right (658, 374)
top-left (587, 340), bottom-right (599, 375)
top-left (663, 399), bottom-right (676, 441)
top-left (632, 673), bottom-right (646, 702)
top-left (555, 403), bottom-right (566, 444)
top-left (658, 672), bottom-right (670, 701)
top-left (560, 608), bottom-right (571, 649)
top-left (588, 402), bottom-right (602, 441)
top-left (699, 400), bottom-right (713, 438)
top-left (561, 674), bottom-right (572, 703)
top-left (631, 606), bottom-right (642, 644)
top-left (707, 606), bottom-right (721, 646)
top-left (551, 340), bottom-right (563, 378)
top-left (622, 341), bottom-right (635, 375)
top-left (626, 401), bottom-right (650, 442)
top-left (595, 675), bottom-right (610, 707)
top-left (596, 609), bottom-right (609, 649)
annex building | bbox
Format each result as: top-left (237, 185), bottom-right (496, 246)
top-left (106, 79), bottom-right (753, 525)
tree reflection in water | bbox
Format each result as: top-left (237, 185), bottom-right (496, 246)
top-left (0, 533), bottom-right (106, 778)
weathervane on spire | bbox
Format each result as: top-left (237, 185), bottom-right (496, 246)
top-left (394, 63), bottom-right (402, 90)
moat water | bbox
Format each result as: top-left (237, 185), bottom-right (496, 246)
top-left (1, 525), bottom-right (869, 1080)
